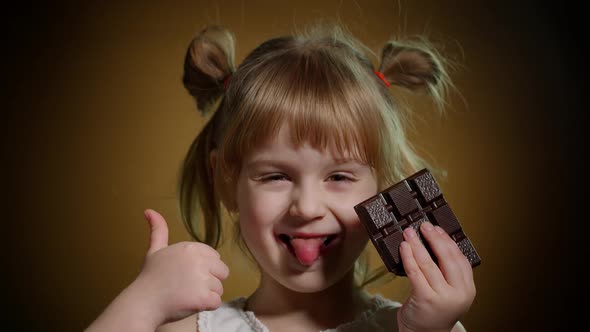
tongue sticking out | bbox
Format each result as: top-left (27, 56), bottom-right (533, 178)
top-left (290, 238), bottom-right (325, 266)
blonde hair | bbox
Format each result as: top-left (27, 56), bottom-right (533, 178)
top-left (178, 24), bottom-right (454, 287)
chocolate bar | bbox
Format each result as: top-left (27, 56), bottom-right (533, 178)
top-left (354, 169), bottom-right (481, 276)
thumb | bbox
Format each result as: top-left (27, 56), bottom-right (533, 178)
top-left (144, 209), bottom-right (169, 255)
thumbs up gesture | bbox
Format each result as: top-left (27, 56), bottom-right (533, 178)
top-left (136, 209), bottom-right (229, 324)
top-left (85, 209), bottom-right (229, 331)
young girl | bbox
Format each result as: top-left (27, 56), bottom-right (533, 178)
top-left (86, 24), bottom-right (475, 332)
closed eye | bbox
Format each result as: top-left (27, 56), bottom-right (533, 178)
top-left (261, 173), bottom-right (290, 182)
top-left (327, 173), bottom-right (356, 182)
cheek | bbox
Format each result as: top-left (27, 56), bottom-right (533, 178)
top-left (333, 184), bottom-right (378, 224)
top-left (237, 184), bottom-right (287, 228)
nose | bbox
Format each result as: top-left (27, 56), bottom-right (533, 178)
top-left (288, 182), bottom-right (327, 221)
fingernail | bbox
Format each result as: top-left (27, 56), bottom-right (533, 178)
top-left (404, 227), bottom-right (416, 238)
top-left (144, 210), bottom-right (151, 222)
top-left (422, 222), bottom-right (433, 232)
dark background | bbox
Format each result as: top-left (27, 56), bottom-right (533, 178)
top-left (5, 1), bottom-right (587, 330)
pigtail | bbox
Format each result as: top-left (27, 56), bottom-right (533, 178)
top-left (183, 25), bottom-right (235, 115)
top-left (356, 37), bottom-right (457, 288)
top-left (178, 25), bottom-right (236, 248)
top-left (178, 111), bottom-right (222, 247)
top-left (378, 38), bottom-right (454, 111)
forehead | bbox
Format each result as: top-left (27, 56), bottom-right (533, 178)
top-left (243, 125), bottom-right (360, 164)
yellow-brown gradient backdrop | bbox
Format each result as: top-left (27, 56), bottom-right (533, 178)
top-left (6, 1), bottom-right (585, 331)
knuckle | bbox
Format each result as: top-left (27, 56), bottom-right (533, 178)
top-left (219, 266), bottom-right (230, 280)
top-left (195, 242), bottom-right (220, 257)
top-left (211, 278), bottom-right (224, 294)
top-left (180, 241), bottom-right (197, 253)
top-left (454, 285), bottom-right (476, 307)
top-left (459, 294), bottom-right (475, 309)
top-left (468, 282), bottom-right (477, 299)
top-left (404, 265), bottom-right (420, 278)
top-left (421, 293), bottom-right (438, 306)
top-left (203, 292), bottom-right (222, 310)
top-left (211, 293), bottom-right (222, 307)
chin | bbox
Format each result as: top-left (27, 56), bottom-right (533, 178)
top-left (274, 262), bottom-right (356, 294)
top-left (279, 274), bottom-right (339, 293)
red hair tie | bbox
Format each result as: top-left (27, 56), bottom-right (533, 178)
top-left (374, 70), bottom-right (390, 87)
top-left (223, 75), bottom-right (231, 90)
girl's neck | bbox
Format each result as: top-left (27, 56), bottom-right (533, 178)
top-left (245, 270), bottom-right (372, 330)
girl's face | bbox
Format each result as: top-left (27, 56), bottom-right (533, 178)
top-left (236, 126), bottom-right (378, 293)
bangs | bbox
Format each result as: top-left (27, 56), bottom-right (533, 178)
top-left (221, 46), bottom-right (384, 175)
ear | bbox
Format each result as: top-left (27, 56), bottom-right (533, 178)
top-left (378, 41), bottom-right (441, 92)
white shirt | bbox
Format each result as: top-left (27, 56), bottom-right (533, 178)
top-left (197, 295), bottom-right (405, 332)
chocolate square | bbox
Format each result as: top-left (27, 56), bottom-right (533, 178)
top-left (354, 169), bottom-right (481, 276)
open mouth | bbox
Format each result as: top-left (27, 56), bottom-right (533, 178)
top-left (278, 234), bottom-right (338, 247)
top-left (277, 233), bottom-right (339, 265)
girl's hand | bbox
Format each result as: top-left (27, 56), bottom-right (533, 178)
top-left (397, 221), bottom-right (476, 332)
top-left (134, 209), bottom-right (229, 325)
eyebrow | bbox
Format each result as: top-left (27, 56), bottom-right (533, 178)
top-left (244, 159), bottom-right (281, 169)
